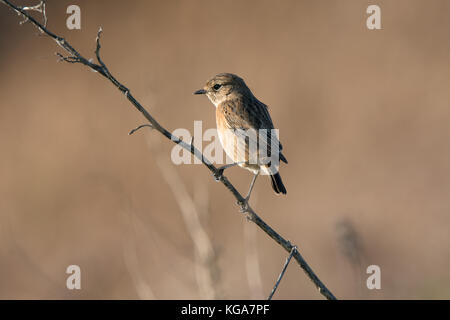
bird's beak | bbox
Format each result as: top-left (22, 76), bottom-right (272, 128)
top-left (194, 89), bottom-right (207, 95)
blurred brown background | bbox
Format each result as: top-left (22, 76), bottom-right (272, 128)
top-left (1, 0), bottom-right (450, 299)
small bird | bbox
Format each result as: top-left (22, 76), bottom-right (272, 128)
top-left (194, 73), bottom-right (287, 202)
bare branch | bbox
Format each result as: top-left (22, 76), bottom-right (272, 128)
top-left (0, 0), bottom-right (337, 300)
top-left (268, 246), bottom-right (297, 300)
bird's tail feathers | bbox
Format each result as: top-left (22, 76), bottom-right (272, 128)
top-left (270, 172), bottom-right (287, 195)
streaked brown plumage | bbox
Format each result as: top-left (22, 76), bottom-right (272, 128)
top-left (195, 73), bottom-right (287, 198)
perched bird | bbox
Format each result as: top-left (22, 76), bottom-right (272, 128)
top-left (194, 73), bottom-right (287, 202)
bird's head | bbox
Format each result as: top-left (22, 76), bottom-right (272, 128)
top-left (194, 73), bottom-right (250, 107)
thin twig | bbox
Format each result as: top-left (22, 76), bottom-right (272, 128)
top-left (18, 0), bottom-right (46, 27)
top-left (268, 246), bottom-right (297, 300)
top-left (129, 124), bottom-right (153, 135)
top-left (0, 0), bottom-right (337, 300)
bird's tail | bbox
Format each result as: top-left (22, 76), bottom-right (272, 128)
top-left (270, 172), bottom-right (287, 195)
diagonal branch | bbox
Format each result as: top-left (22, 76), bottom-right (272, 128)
top-left (0, 0), bottom-right (336, 300)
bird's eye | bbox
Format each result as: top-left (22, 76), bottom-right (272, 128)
top-left (213, 84), bottom-right (222, 91)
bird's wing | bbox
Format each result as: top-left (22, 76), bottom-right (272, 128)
top-left (255, 100), bottom-right (288, 164)
top-left (219, 97), bottom-right (286, 166)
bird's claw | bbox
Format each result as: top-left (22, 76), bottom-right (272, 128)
top-left (237, 198), bottom-right (249, 213)
top-left (213, 168), bottom-right (224, 182)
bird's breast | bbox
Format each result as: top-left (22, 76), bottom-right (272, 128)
top-left (216, 107), bottom-right (234, 159)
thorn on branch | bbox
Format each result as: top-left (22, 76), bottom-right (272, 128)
top-left (129, 124), bottom-right (154, 135)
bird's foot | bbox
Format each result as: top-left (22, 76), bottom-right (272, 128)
top-left (213, 162), bottom-right (244, 182)
top-left (213, 168), bottom-right (224, 182)
top-left (237, 198), bottom-right (249, 213)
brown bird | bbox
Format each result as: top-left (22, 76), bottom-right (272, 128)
top-left (194, 73), bottom-right (287, 202)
